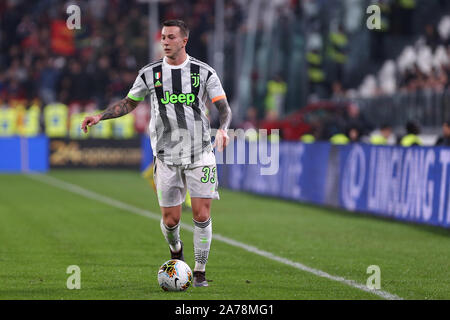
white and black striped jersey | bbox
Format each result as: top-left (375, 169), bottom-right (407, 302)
top-left (127, 54), bottom-right (226, 165)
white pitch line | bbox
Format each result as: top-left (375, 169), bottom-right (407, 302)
top-left (26, 173), bottom-right (403, 300)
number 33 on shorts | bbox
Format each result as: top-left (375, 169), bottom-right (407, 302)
top-left (200, 166), bottom-right (216, 184)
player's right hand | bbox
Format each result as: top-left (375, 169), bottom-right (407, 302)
top-left (213, 129), bottom-right (230, 152)
top-left (81, 114), bottom-right (102, 133)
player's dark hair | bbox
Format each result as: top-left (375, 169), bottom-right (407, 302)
top-left (162, 20), bottom-right (189, 38)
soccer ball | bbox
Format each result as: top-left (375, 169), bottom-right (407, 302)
top-left (157, 259), bottom-right (192, 292)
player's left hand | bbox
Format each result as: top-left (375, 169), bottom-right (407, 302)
top-left (213, 129), bottom-right (229, 152)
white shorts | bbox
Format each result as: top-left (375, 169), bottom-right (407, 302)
top-left (154, 150), bottom-right (219, 207)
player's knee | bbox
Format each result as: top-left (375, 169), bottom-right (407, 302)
top-left (193, 205), bottom-right (210, 222)
top-left (162, 210), bottom-right (180, 227)
top-left (165, 219), bottom-right (179, 228)
top-left (164, 217), bottom-right (180, 228)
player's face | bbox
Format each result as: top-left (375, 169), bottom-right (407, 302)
top-left (161, 26), bottom-right (188, 59)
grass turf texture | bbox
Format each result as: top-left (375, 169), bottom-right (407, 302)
top-left (0, 170), bottom-right (449, 300)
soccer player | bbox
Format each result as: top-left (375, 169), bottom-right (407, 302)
top-left (81, 20), bottom-right (232, 287)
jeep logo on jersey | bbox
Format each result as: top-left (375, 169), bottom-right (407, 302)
top-left (160, 91), bottom-right (195, 106)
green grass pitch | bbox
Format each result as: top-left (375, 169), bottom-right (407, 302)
top-left (0, 170), bottom-right (449, 300)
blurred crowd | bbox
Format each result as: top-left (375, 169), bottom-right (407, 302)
top-left (357, 20), bottom-right (450, 98)
top-left (2, 0), bottom-right (140, 107)
top-left (346, 5), bottom-right (450, 99)
top-left (2, 0), bottom-right (450, 142)
top-left (0, 0), bottom-right (235, 109)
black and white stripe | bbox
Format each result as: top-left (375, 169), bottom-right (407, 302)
top-left (189, 60), bottom-right (215, 151)
top-left (151, 63), bottom-right (171, 157)
top-left (194, 250), bottom-right (209, 265)
top-left (193, 217), bottom-right (211, 229)
top-left (171, 68), bottom-right (188, 131)
top-left (190, 63), bottom-right (203, 163)
top-left (145, 55), bottom-right (223, 165)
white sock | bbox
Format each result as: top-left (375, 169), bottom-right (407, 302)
top-left (160, 219), bottom-right (181, 252)
top-left (193, 217), bottom-right (212, 272)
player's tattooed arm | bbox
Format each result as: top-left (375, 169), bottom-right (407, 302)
top-left (81, 97), bottom-right (139, 133)
top-left (214, 98), bottom-right (232, 131)
top-left (212, 98), bottom-right (232, 151)
top-left (100, 97), bottom-right (139, 120)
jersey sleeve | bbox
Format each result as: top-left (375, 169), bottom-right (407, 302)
top-left (127, 74), bottom-right (149, 102)
top-left (206, 71), bottom-right (226, 103)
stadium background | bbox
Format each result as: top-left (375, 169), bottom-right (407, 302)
top-left (1, 0), bottom-right (450, 300)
